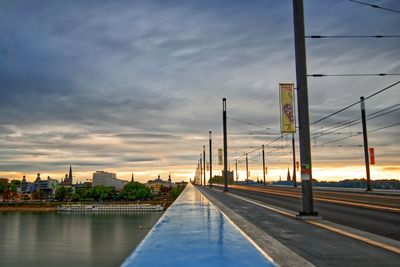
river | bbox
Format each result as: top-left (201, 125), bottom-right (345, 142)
top-left (0, 211), bottom-right (162, 267)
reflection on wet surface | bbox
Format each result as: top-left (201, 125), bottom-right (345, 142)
top-left (0, 212), bottom-right (161, 267)
top-left (122, 183), bottom-right (274, 267)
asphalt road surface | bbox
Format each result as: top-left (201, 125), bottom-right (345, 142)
top-left (213, 185), bottom-right (400, 241)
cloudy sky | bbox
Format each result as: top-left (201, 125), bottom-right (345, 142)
top-left (0, 0), bottom-right (399, 183)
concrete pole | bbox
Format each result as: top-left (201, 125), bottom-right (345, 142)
top-left (200, 154), bottom-right (203, 186)
top-left (209, 131), bottom-right (213, 187)
top-left (235, 159), bottom-right (238, 181)
top-left (223, 98), bottom-right (228, 191)
top-left (203, 146), bottom-right (206, 186)
top-left (292, 134), bottom-right (297, 187)
top-left (360, 96), bottom-right (372, 191)
top-left (262, 145), bottom-right (266, 185)
top-left (293, 0), bottom-right (317, 216)
top-left (246, 153), bottom-right (249, 185)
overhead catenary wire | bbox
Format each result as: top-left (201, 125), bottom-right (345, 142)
top-left (227, 116), bottom-right (279, 132)
top-left (308, 73), bottom-right (400, 77)
top-left (348, 0), bottom-right (400, 14)
top-left (306, 35), bottom-right (400, 38)
top-left (228, 133), bottom-right (288, 163)
top-left (311, 80), bottom-right (400, 125)
top-left (313, 103), bottom-right (400, 138)
top-left (314, 122), bottom-right (400, 147)
top-left (368, 122), bottom-right (400, 133)
top-left (313, 107), bottom-right (400, 140)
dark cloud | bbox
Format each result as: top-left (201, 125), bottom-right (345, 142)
top-left (0, 0), bottom-right (399, 179)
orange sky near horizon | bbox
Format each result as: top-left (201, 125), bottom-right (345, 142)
top-left (1, 163), bottom-right (399, 184)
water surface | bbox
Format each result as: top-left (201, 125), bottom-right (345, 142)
top-left (0, 211), bottom-right (162, 267)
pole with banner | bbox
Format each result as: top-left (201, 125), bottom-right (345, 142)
top-left (369, 148), bottom-right (375, 165)
top-left (279, 83), bottom-right (296, 134)
top-left (218, 149), bottom-right (223, 166)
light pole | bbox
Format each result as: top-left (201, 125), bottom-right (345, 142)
top-left (223, 98), bottom-right (228, 191)
top-left (262, 145), bottom-right (266, 185)
top-left (246, 153), bottom-right (249, 185)
top-left (203, 146), bottom-right (206, 186)
top-left (360, 96), bottom-right (372, 191)
top-left (209, 131), bottom-right (213, 187)
top-left (293, 0), bottom-right (317, 216)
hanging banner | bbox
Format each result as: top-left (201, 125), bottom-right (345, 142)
top-left (265, 166), bottom-right (268, 175)
top-left (218, 149), bottom-right (223, 165)
top-left (296, 161), bottom-right (300, 171)
top-left (279, 83), bottom-right (296, 133)
top-left (369, 148), bottom-right (375, 165)
top-left (206, 162), bottom-right (210, 171)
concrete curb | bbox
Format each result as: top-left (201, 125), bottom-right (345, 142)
top-left (198, 186), bottom-right (315, 267)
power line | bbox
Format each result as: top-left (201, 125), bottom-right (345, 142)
top-left (367, 106), bottom-right (400, 121)
top-left (348, 0), bottom-right (400, 14)
top-left (365, 80), bottom-right (400, 100)
top-left (317, 145), bottom-right (363, 148)
top-left (227, 116), bottom-right (278, 132)
top-left (315, 133), bottom-right (362, 146)
top-left (313, 103), bottom-right (400, 138)
top-left (306, 35), bottom-right (400, 38)
top-left (368, 103), bottom-right (400, 117)
top-left (314, 122), bottom-right (400, 147)
top-left (312, 80), bottom-right (400, 125)
top-left (368, 122), bottom-right (400, 133)
top-left (308, 73), bottom-right (400, 77)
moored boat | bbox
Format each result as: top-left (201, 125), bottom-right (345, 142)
top-left (57, 203), bottom-right (164, 212)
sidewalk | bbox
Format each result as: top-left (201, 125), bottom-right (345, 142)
top-left (122, 183), bottom-right (276, 267)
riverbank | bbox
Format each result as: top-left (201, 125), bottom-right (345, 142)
top-left (0, 200), bottom-right (174, 212)
top-left (0, 206), bottom-right (58, 212)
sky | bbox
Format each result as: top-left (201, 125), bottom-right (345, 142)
top-left (0, 0), bottom-right (399, 183)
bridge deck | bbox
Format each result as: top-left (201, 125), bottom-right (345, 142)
top-left (122, 183), bottom-right (275, 267)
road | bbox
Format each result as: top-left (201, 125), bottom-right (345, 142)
top-left (213, 184), bottom-right (400, 241)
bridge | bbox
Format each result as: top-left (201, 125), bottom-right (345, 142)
top-left (122, 183), bottom-right (400, 266)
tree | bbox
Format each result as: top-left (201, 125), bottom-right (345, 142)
top-left (10, 180), bottom-right (21, 187)
top-left (55, 186), bottom-right (73, 201)
top-left (160, 185), bottom-right (171, 195)
top-left (71, 193), bottom-right (80, 202)
top-left (2, 189), bottom-right (17, 201)
top-left (169, 186), bottom-right (184, 199)
top-left (0, 178), bottom-right (9, 196)
top-left (31, 189), bottom-right (47, 200)
top-left (120, 182), bottom-right (151, 201)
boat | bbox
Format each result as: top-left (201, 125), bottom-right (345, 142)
top-left (57, 203), bottom-right (164, 212)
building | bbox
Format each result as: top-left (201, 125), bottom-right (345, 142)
top-left (210, 170), bottom-right (234, 184)
top-left (92, 171), bottom-right (127, 190)
top-left (60, 165), bottom-right (73, 186)
top-left (74, 181), bottom-right (92, 190)
top-left (147, 175), bottom-right (173, 194)
top-left (175, 181), bottom-right (188, 188)
top-left (21, 175), bottom-right (33, 193)
top-left (30, 173), bottom-right (59, 195)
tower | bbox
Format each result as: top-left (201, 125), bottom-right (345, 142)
top-left (131, 173), bottom-right (134, 183)
top-left (69, 165), bottom-right (73, 184)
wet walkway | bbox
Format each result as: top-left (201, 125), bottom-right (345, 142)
top-left (122, 183), bottom-right (275, 267)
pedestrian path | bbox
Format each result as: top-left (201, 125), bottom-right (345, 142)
top-left (122, 183), bottom-right (275, 267)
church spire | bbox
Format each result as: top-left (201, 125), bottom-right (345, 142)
top-left (131, 173), bottom-right (134, 182)
top-left (69, 165), bottom-right (73, 180)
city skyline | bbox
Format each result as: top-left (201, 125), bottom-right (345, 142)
top-left (0, 0), bottom-right (399, 182)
